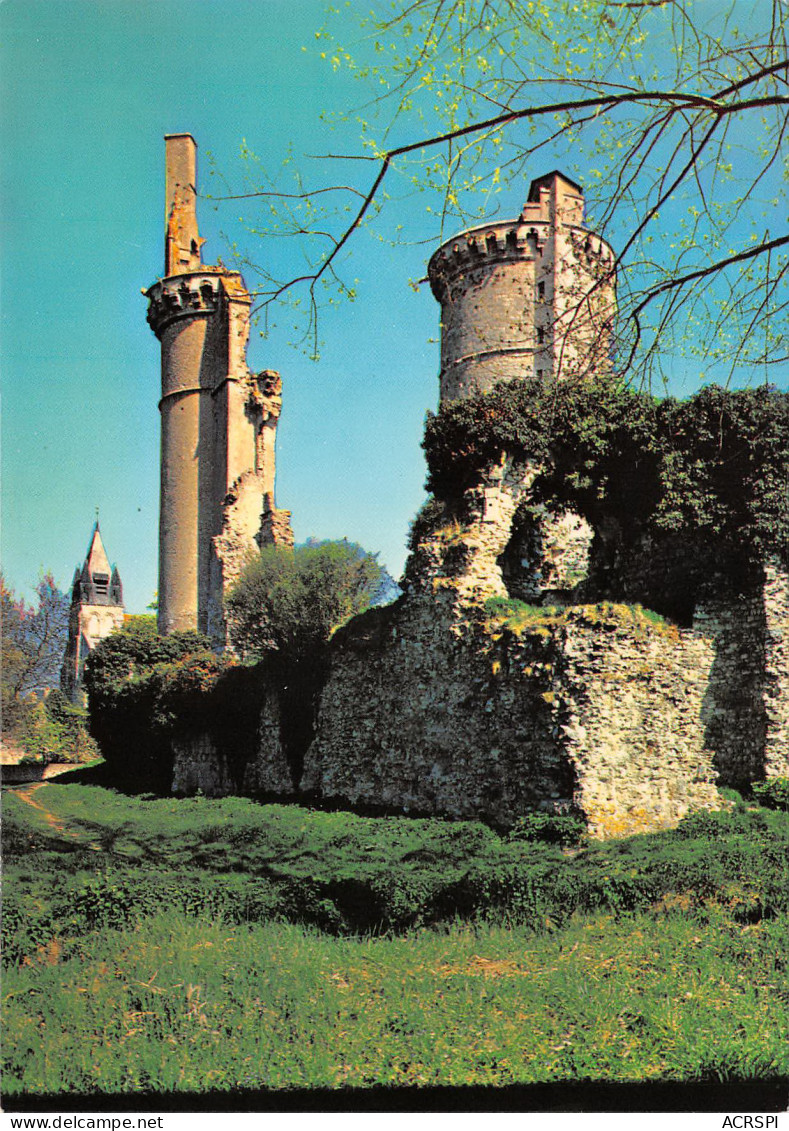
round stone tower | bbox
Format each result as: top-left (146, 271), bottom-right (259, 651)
top-left (428, 171), bottom-right (616, 402)
top-left (146, 134), bottom-right (292, 642)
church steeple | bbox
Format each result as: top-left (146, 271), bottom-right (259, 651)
top-left (61, 521), bottom-right (125, 702)
top-left (73, 522), bottom-right (123, 607)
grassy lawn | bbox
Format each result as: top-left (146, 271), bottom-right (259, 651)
top-left (2, 783), bottom-right (788, 1096)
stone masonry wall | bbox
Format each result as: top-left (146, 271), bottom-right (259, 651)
top-left (167, 447), bottom-right (726, 836)
top-left (172, 733), bottom-right (237, 798)
top-left (689, 557), bottom-right (789, 787)
top-left (165, 441), bottom-right (785, 834)
top-left (302, 597), bottom-right (718, 838)
top-left (171, 683), bottom-right (295, 799)
top-left (301, 594), bottom-right (570, 823)
top-left (763, 557), bottom-right (789, 773)
top-left (556, 610), bottom-right (718, 838)
top-left (693, 594), bottom-right (768, 788)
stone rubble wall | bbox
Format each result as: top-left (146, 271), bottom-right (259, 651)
top-left (693, 595), bottom-right (768, 787)
top-left (500, 507), bottom-right (594, 602)
top-left (166, 449), bottom-right (787, 835)
top-left (406, 455), bottom-right (593, 610)
top-left (171, 682), bottom-right (295, 799)
top-left (300, 594), bottom-right (570, 823)
top-left (240, 684), bottom-right (296, 797)
top-left (556, 612), bottom-right (718, 838)
top-left (172, 733), bottom-right (236, 797)
top-left (689, 557), bottom-right (789, 786)
top-left (302, 597), bottom-right (719, 838)
top-left (407, 457), bottom-right (539, 605)
top-left (763, 557), bottom-right (789, 773)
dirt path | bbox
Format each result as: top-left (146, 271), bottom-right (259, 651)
top-left (10, 783), bottom-right (102, 851)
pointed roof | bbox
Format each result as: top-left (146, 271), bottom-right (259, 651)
top-left (69, 520), bottom-right (123, 609)
top-left (84, 521), bottom-right (112, 577)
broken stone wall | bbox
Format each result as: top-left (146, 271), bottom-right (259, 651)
top-left (165, 437), bottom-right (785, 835)
top-left (694, 556), bottom-right (789, 786)
top-left (171, 680), bottom-right (294, 799)
top-left (763, 557), bottom-right (789, 772)
top-left (556, 610), bottom-right (718, 838)
top-left (577, 527), bottom-right (789, 786)
top-left (207, 367), bottom-right (294, 648)
top-left (301, 597), bottom-right (718, 838)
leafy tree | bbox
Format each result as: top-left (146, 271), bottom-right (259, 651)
top-left (226, 540), bottom-right (389, 664)
top-left (11, 690), bottom-right (100, 766)
top-left (83, 620), bottom-right (213, 715)
top-left (1, 573), bottom-right (69, 732)
top-left (213, 0), bottom-right (786, 388)
top-left (83, 621), bottom-right (218, 789)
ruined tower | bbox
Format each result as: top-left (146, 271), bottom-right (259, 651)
top-left (428, 171), bottom-right (616, 402)
top-left (425, 172), bottom-right (618, 604)
top-left (60, 522), bottom-right (125, 703)
top-left (146, 134), bottom-right (292, 644)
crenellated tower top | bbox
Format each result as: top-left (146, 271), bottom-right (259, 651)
top-left (428, 171), bottom-right (616, 402)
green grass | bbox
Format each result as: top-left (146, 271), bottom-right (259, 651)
top-left (3, 782), bottom-right (788, 1095)
top-left (4, 912), bottom-right (787, 1095)
top-left (4, 784), bottom-right (787, 940)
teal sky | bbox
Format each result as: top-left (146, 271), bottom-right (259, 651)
top-left (2, 0), bottom-right (785, 613)
top-left (1, 0), bottom-right (440, 612)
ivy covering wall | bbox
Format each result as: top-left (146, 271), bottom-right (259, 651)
top-left (423, 381), bottom-right (789, 566)
top-left (83, 624), bottom-right (237, 790)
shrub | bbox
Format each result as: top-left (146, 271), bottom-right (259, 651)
top-left (224, 541), bottom-right (395, 782)
top-left (7, 693), bottom-right (98, 765)
top-left (83, 624), bottom-right (221, 789)
top-left (752, 778), bottom-right (789, 811)
top-left (83, 621), bottom-right (213, 706)
top-left (42, 690), bottom-right (99, 763)
top-left (226, 540), bottom-right (389, 664)
top-left (68, 875), bottom-right (136, 930)
top-left (507, 810), bottom-right (588, 846)
top-left (406, 496), bottom-right (453, 552)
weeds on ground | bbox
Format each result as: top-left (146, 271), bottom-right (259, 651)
top-left (3, 910), bottom-right (787, 1095)
top-left (3, 784), bottom-right (788, 943)
top-left (3, 782), bottom-right (788, 1095)
top-left (752, 778), bottom-right (789, 811)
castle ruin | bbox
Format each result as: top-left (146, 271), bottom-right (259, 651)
top-left (146, 134), bottom-right (292, 646)
top-left (429, 171), bottom-right (615, 399)
top-left (144, 140), bottom-right (787, 838)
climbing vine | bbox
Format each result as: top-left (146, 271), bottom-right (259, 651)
top-left (423, 381), bottom-right (789, 562)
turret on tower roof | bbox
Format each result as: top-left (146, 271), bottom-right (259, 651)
top-left (526, 170), bottom-right (583, 201)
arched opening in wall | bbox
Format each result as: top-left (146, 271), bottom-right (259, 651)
top-left (497, 505), bottom-right (544, 603)
top-left (497, 502), bottom-right (593, 604)
top-left (598, 533), bottom-right (752, 629)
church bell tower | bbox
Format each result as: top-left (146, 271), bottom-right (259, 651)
top-left (60, 522), bottom-right (125, 703)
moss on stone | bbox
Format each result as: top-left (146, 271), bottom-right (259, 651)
top-left (484, 597), bottom-right (679, 641)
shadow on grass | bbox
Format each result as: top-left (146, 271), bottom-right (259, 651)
top-left (3, 1078), bottom-right (788, 1113)
top-left (40, 762), bottom-right (113, 787)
